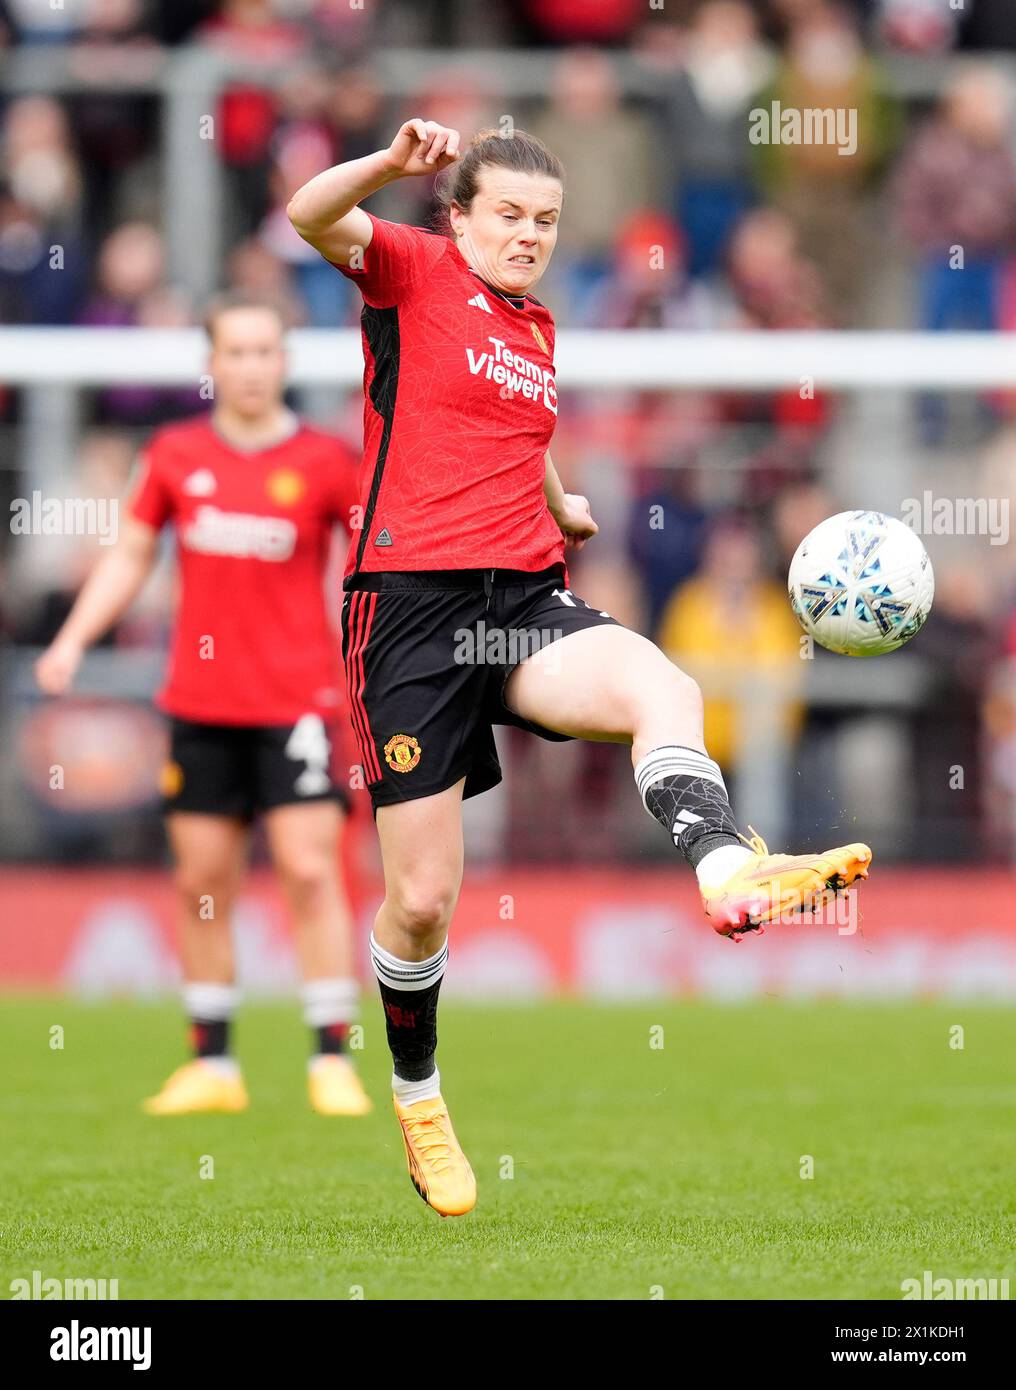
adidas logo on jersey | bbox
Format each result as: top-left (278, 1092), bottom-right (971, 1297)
top-left (374, 527), bottom-right (394, 547)
top-left (467, 292), bottom-right (493, 314)
top-left (182, 468), bottom-right (217, 497)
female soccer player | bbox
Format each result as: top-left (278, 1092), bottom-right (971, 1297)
top-left (35, 293), bottom-right (372, 1119)
top-left (288, 121), bottom-right (872, 1216)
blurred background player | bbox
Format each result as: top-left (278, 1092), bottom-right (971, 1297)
top-left (34, 292), bottom-right (371, 1119)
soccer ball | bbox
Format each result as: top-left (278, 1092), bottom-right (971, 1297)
top-left (788, 510), bottom-right (934, 657)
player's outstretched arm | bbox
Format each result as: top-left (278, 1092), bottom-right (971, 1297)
top-left (287, 120), bottom-right (460, 267)
top-left (34, 518), bottom-right (160, 695)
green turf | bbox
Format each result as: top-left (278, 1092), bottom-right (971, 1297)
top-left (1, 998), bottom-right (1014, 1299)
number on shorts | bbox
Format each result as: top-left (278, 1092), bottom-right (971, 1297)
top-left (285, 714), bottom-right (331, 796)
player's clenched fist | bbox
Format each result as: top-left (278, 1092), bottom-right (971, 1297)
top-left (555, 494), bottom-right (599, 551)
top-left (35, 638), bottom-right (83, 695)
top-left (383, 120), bottom-right (460, 178)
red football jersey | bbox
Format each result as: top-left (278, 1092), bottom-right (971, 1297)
top-left (335, 212), bottom-right (565, 576)
top-left (130, 415), bottom-right (357, 726)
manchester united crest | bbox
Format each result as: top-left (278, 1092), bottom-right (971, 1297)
top-left (384, 733), bottom-right (422, 773)
top-left (159, 760), bottom-right (185, 798)
top-left (530, 322), bottom-right (549, 356)
top-left (265, 467), bottom-right (306, 507)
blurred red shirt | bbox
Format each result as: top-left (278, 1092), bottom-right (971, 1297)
top-left (130, 415), bottom-right (357, 726)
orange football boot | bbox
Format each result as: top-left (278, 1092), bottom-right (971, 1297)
top-left (701, 829), bottom-right (872, 939)
top-left (393, 1094), bottom-right (476, 1217)
top-left (142, 1059), bottom-right (248, 1115)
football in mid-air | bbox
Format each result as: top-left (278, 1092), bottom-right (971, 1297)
top-left (788, 510), bottom-right (935, 657)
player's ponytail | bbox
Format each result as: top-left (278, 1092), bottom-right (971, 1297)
top-left (433, 128), bottom-right (564, 235)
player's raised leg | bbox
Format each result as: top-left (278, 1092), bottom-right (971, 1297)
top-left (143, 813), bottom-right (250, 1114)
top-left (503, 624), bottom-right (872, 937)
top-left (264, 801), bottom-right (371, 1115)
top-left (371, 780), bottom-right (476, 1216)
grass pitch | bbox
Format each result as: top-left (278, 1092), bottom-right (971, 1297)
top-left (1, 998), bottom-right (1014, 1300)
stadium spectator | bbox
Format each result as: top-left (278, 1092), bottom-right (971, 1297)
top-left (720, 210), bottom-right (834, 498)
top-left (0, 95), bottom-right (83, 229)
top-left (771, 479), bottom-right (838, 570)
top-left (957, 0), bottom-right (1016, 51)
top-left (509, 0), bottom-right (647, 46)
top-left (324, 63), bottom-right (388, 165)
top-left (658, 515), bottom-right (804, 773)
top-left (66, 0), bottom-right (165, 244)
top-left (197, 0), bottom-right (310, 246)
top-left (78, 221), bottom-right (166, 329)
top-left (654, 1), bottom-right (771, 279)
top-left (726, 206), bottom-right (827, 328)
top-left (984, 643), bottom-right (1016, 859)
top-left (531, 46), bottom-right (656, 317)
top-left (627, 453), bottom-right (711, 635)
top-left (0, 97), bottom-right (88, 321)
top-left (877, 0), bottom-right (960, 54)
top-left (892, 63), bottom-right (1016, 440)
top-left (386, 72), bottom-right (501, 231)
top-left (0, 184), bottom-right (87, 324)
top-left (754, 2), bottom-right (900, 323)
top-left (892, 64), bottom-right (1016, 331)
top-left (575, 209), bottom-right (723, 329)
top-left (907, 562), bottom-right (995, 860)
top-left (224, 234), bottom-right (304, 324)
top-left (78, 222), bottom-right (205, 423)
top-left (304, 0), bottom-right (375, 50)
top-left (8, 429), bottom-right (145, 647)
top-left (256, 65), bottom-right (353, 327)
top-left (0, 0), bottom-right (79, 43)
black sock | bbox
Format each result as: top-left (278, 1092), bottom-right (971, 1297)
top-left (369, 934), bottom-right (447, 1082)
top-left (635, 745), bottom-right (742, 869)
top-left (190, 1017), bottom-right (229, 1058)
top-left (315, 1023), bottom-right (348, 1056)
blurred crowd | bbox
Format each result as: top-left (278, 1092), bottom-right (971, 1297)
top-left (2, 0), bottom-right (1016, 864)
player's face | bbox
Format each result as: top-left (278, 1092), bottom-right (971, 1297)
top-left (451, 168), bottom-right (562, 295)
top-left (207, 308), bottom-right (288, 418)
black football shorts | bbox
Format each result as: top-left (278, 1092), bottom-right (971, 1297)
top-left (340, 563), bottom-right (620, 810)
top-left (160, 715), bottom-right (350, 819)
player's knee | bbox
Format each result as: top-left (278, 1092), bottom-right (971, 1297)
top-left (174, 863), bottom-right (237, 918)
top-left (388, 882), bottom-right (456, 940)
top-left (632, 660), bottom-right (702, 728)
top-left (669, 664), bottom-right (702, 715)
top-left (276, 851), bottom-right (335, 905)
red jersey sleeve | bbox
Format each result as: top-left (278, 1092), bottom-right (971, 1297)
top-left (128, 441), bottom-right (174, 530)
top-left (332, 212), bottom-right (448, 308)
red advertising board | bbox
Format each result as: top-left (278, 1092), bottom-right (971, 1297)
top-left (1, 866), bottom-right (1014, 999)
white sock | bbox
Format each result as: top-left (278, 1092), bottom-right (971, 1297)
top-left (696, 843), bottom-right (755, 888)
top-left (634, 745), bottom-right (727, 810)
top-left (300, 977), bottom-right (358, 1028)
top-left (369, 933), bottom-right (448, 991)
top-left (392, 1068), bottom-right (442, 1105)
top-left (198, 1056), bottom-right (241, 1079)
top-left (183, 981), bottom-right (239, 1020)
